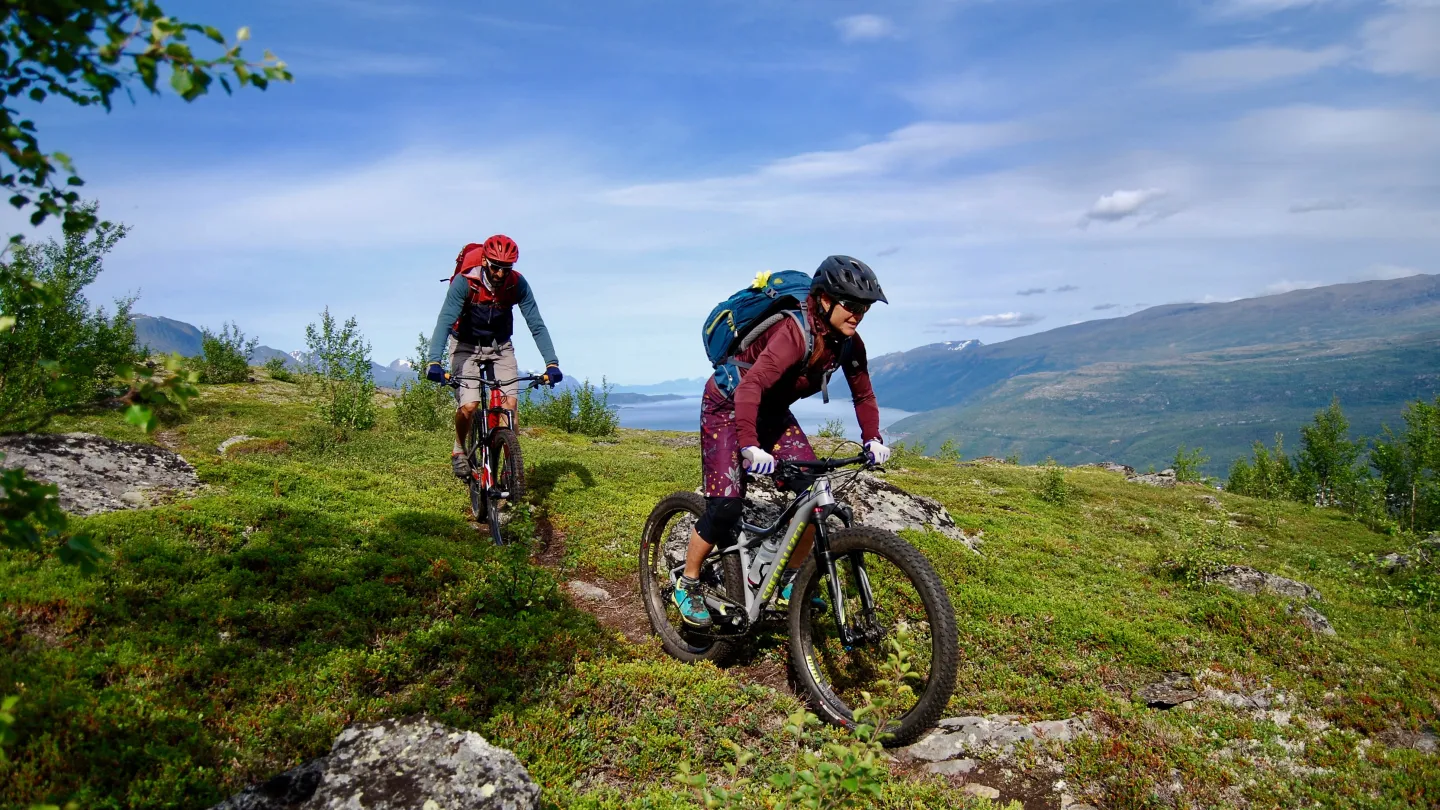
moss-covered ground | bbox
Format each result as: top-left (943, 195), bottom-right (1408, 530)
top-left (2, 374), bottom-right (1436, 808)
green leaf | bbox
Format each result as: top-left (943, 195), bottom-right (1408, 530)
top-left (170, 67), bottom-right (194, 96)
top-left (0, 315), bottom-right (14, 331)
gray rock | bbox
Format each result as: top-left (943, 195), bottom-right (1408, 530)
top-left (1139, 674), bottom-right (1200, 708)
top-left (1288, 603), bottom-right (1337, 636)
top-left (924, 758), bottom-right (977, 776)
top-left (218, 435), bottom-right (260, 455)
top-left (1129, 469), bottom-right (1177, 488)
top-left (902, 715), bottom-right (1086, 761)
top-left (1379, 553), bottom-right (1412, 574)
top-left (565, 581), bottom-right (611, 602)
top-left (212, 716), bottom-right (539, 810)
top-left (1080, 462), bottom-right (1135, 476)
top-left (703, 473), bottom-right (981, 552)
top-left (1415, 732), bottom-right (1438, 754)
top-left (0, 432), bottom-right (199, 516)
top-left (963, 783), bottom-right (1001, 800)
top-left (1211, 566), bottom-right (1322, 601)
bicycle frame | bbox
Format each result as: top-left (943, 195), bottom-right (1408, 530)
top-left (671, 471), bottom-right (879, 648)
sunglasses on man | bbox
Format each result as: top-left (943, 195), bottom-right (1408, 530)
top-left (484, 260), bottom-right (514, 274)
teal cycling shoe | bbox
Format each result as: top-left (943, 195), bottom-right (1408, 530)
top-left (774, 569), bottom-right (826, 612)
top-left (672, 575), bottom-right (712, 628)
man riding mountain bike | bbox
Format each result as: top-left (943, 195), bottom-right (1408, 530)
top-left (426, 234), bottom-right (563, 478)
top-left (674, 255), bottom-right (893, 628)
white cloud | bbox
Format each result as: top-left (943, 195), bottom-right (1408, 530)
top-left (1162, 46), bottom-right (1350, 90)
top-left (1262, 279), bottom-right (1324, 294)
top-left (1362, 7), bottom-right (1440, 78)
top-left (1207, 0), bottom-right (1335, 16)
top-left (835, 14), bottom-right (897, 42)
top-left (1232, 105), bottom-right (1440, 157)
top-left (938, 312), bottom-right (1044, 328)
top-left (1081, 188), bottom-right (1168, 225)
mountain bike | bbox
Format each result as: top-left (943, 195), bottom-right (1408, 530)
top-left (449, 367), bottom-right (551, 544)
top-left (639, 454), bottom-right (959, 747)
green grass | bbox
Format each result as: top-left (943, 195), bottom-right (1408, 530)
top-left (3, 376), bottom-right (1438, 808)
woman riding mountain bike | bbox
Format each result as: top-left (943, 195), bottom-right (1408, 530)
top-left (674, 255), bottom-right (894, 628)
top-left (644, 255), bottom-right (958, 745)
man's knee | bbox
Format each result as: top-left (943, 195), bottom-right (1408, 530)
top-left (696, 497), bottom-right (744, 548)
top-left (457, 402), bottom-right (480, 419)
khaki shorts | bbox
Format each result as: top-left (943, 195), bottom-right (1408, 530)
top-left (448, 337), bottom-right (519, 405)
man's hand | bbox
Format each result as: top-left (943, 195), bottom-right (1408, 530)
top-left (426, 362), bottom-right (448, 384)
top-left (864, 440), bottom-right (892, 466)
top-left (741, 446), bottom-right (777, 475)
top-left (544, 364), bottom-right (563, 385)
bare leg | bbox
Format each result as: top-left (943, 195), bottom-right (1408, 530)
top-left (455, 402), bottom-right (480, 451)
top-left (683, 528), bottom-right (713, 580)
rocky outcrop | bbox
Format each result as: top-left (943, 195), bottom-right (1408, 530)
top-left (1129, 468), bottom-right (1177, 488)
top-left (1211, 566), bottom-right (1322, 601)
top-left (900, 714), bottom-right (1087, 764)
top-left (1079, 462), bottom-right (1135, 476)
top-left (0, 432), bottom-right (199, 515)
top-left (704, 474), bottom-right (981, 552)
top-left (212, 716), bottom-right (539, 810)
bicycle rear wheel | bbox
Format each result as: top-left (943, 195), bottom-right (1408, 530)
top-left (788, 526), bottom-right (958, 747)
top-left (639, 492), bottom-right (745, 664)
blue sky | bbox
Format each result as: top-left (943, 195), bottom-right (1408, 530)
top-left (16, 0), bottom-right (1439, 383)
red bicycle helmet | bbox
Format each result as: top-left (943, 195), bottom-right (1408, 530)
top-left (482, 234), bottom-right (519, 265)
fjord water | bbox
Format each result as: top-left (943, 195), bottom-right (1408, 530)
top-left (616, 394), bottom-right (915, 441)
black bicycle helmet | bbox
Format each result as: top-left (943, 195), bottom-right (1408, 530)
top-left (812, 255), bottom-right (888, 304)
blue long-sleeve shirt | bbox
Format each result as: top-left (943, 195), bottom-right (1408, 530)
top-left (427, 274), bottom-right (558, 366)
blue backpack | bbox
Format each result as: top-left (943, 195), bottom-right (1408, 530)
top-left (703, 270), bottom-right (848, 401)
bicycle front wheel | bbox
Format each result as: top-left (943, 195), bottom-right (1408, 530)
top-left (788, 526), bottom-right (958, 747)
top-left (485, 427), bottom-right (523, 544)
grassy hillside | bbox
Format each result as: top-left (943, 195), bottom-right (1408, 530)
top-left (891, 332), bottom-right (1440, 474)
top-left (2, 376), bottom-right (1438, 808)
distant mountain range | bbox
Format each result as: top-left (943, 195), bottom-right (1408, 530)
top-left (130, 315), bottom-right (419, 388)
top-left (873, 274), bottom-right (1440, 473)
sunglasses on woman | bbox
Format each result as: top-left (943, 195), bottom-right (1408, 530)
top-left (836, 298), bottom-right (871, 316)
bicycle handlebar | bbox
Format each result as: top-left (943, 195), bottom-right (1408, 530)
top-left (781, 454), bottom-right (869, 472)
top-left (447, 373), bottom-right (553, 390)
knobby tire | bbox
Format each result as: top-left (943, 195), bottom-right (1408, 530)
top-left (639, 492), bottom-right (745, 664)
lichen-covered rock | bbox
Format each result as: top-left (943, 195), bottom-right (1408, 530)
top-left (0, 432), bottom-right (199, 515)
top-left (1211, 566), bottom-right (1322, 601)
top-left (1080, 461), bottom-right (1135, 476)
top-left (1129, 468), bottom-right (1177, 488)
top-left (1289, 603), bottom-right (1337, 636)
top-left (211, 716), bottom-right (539, 810)
top-left (900, 714), bottom-right (1086, 762)
top-left (700, 473), bottom-right (981, 552)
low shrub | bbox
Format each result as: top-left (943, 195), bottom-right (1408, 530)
top-left (263, 356), bottom-right (295, 382)
top-left (519, 378), bottom-right (618, 437)
top-left (197, 322), bottom-right (258, 384)
top-left (1037, 461), bottom-right (1070, 505)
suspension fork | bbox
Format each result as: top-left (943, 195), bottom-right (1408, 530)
top-left (813, 509), bottom-right (881, 648)
top-left (811, 517), bottom-right (869, 648)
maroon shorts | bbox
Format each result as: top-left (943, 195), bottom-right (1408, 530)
top-left (700, 380), bottom-right (816, 498)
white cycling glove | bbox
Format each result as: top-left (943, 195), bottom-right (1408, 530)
top-left (864, 440), bottom-right (892, 466)
top-left (741, 445), bottom-right (777, 475)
